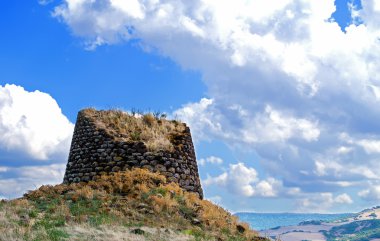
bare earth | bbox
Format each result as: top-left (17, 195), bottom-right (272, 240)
top-left (260, 223), bottom-right (339, 241)
top-left (279, 232), bottom-right (326, 241)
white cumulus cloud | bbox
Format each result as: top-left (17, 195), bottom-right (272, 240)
top-left (358, 184), bottom-right (380, 201)
top-left (0, 84), bottom-right (74, 160)
top-left (298, 192), bottom-right (353, 212)
top-left (335, 193), bottom-right (354, 204)
top-left (174, 99), bottom-right (320, 144)
top-left (0, 164), bottom-right (66, 198)
top-left (357, 139), bottom-right (380, 154)
top-left (203, 162), bottom-right (296, 198)
top-left (198, 156), bottom-right (223, 166)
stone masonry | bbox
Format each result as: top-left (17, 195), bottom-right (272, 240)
top-left (63, 109), bottom-right (203, 199)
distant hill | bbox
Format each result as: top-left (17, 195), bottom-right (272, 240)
top-left (260, 206), bottom-right (380, 241)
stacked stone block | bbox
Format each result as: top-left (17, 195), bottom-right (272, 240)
top-left (63, 110), bottom-right (203, 199)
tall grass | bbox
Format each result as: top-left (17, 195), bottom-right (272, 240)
top-left (0, 169), bottom-right (267, 241)
top-left (83, 108), bottom-right (185, 151)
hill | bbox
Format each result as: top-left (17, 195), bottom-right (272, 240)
top-left (0, 168), bottom-right (268, 241)
top-left (261, 207), bottom-right (380, 241)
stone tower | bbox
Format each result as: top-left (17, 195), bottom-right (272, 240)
top-left (63, 109), bottom-right (203, 199)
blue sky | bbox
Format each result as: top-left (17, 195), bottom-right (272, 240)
top-left (1, 0), bottom-right (380, 213)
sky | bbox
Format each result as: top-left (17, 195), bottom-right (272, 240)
top-left (1, 0), bottom-right (380, 213)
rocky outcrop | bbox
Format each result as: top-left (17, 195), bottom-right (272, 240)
top-left (63, 109), bottom-right (203, 199)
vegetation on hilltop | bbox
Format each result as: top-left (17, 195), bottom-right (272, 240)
top-left (0, 168), bottom-right (268, 241)
top-left (83, 108), bottom-right (185, 152)
top-left (322, 219), bottom-right (380, 241)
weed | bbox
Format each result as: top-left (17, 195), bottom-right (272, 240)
top-left (82, 108), bottom-right (186, 151)
top-left (179, 204), bottom-right (196, 219)
top-left (149, 187), bottom-right (168, 197)
top-left (130, 131), bottom-right (141, 141)
top-left (88, 212), bottom-right (118, 227)
top-left (46, 228), bottom-right (69, 241)
top-left (142, 113), bottom-right (156, 126)
top-left (28, 209), bottom-right (38, 218)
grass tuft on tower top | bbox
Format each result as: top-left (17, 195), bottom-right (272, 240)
top-left (82, 108), bottom-right (185, 152)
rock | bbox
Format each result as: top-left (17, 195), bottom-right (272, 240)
top-left (19, 214), bottom-right (30, 226)
top-left (140, 160), bottom-right (149, 166)
top-left (164, 161), bottom-right (171, 167)
top-left (163, 172), bottom-right (173, 177)
top-left (236, 224), bottom-right (246, 233)
top-left (168, 177), bottom-right (178, 183)
top-left (130, 228), bottom-right (145, 235)
top-left (127, 160), bottom-right (138, 165)
top-left (137, 203), bottom-right (149, 209)
top-left (82, 176), bottom-right (90, 182)
top-left (142, 165), bottom-right (153, 172)
top-left (155, 164), bottom-right (166, 172)
top-left (113, 156), bottom-right (122, 161)
top-left (191, 218), bottom-right (201, 225)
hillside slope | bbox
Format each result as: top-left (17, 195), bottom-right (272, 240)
top-left (0, 169), bottom-right (268, 241)
top-left (261, 207), bottom-right (380, 241)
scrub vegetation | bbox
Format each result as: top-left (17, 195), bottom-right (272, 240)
top-left (322, 219), bottom-right (380, 241)
top-left (83, 108), bottom-right (185, 152)
top-left (0, 168), bottom-right (268, 241)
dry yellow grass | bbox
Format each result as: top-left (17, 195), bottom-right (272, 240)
top-left (82, 108), bottom-right (185, 151)
top-left (0, 199), bottom-right (46, 240)
top-left (64, 225), bottom-right (193, 241)
top-left (14, 169), bottom-right (265, 240)
top-left (2, 169), bottom-right (267, 241)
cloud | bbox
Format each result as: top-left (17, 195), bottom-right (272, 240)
top-left (38, 0), bottom-right (54, 5)
top-left (358, 184), bottom-right (380, 201)
top-left (357, 139), bottom-right (380, 154)
top-left (203, 163), bottom-right (258, 197)
top-left (175, 99), bottom-right (320, 144)
top-left (0, 84), bottom-right (74, 161)
top-left (207, 195), bottom-right (222, 205)
top-left (335, 193), bottom-right (354, 204)
top-left (0, 164), bottom-right (66, 198)
top-left (52, 0), bottom-right (380, 209)
top-left (173, 98), bottom-right (222, 142)
top-left (203, 162), bottom-right (298, 198)
top-left (198, 156), bottom-right (223, 166)
top-left (298, 192), bottom-right (353, 212)
top-left (0, 84), bottom-right (73, 198)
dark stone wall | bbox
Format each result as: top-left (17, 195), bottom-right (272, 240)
top-left (63, 110), bottom-right (203, 199)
